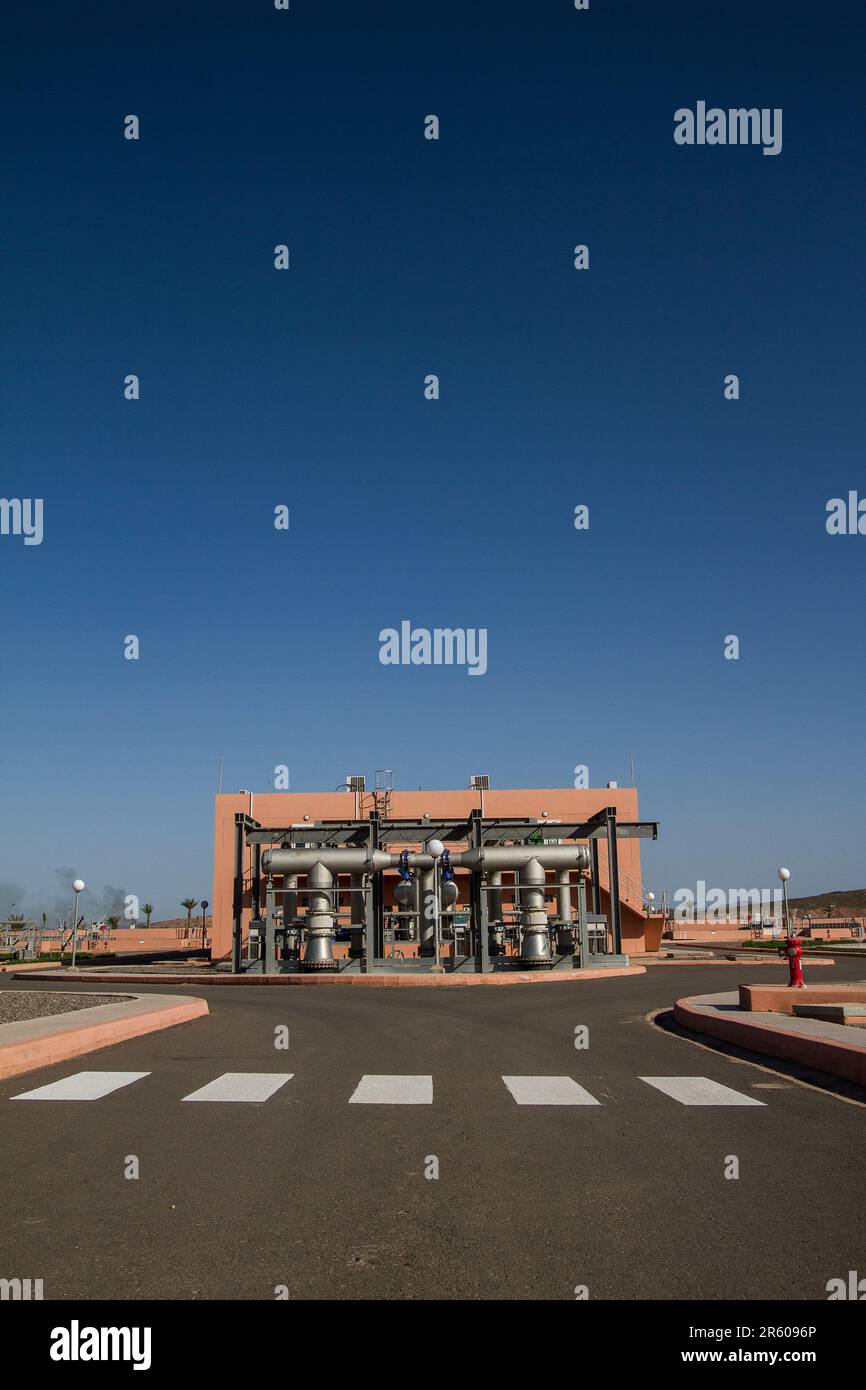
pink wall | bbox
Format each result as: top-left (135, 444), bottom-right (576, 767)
top-left (37, 927), bottom-right (209, 956)
top-left (211, 787), bottom-right (650, 960)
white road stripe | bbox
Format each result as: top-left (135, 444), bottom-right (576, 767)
top-left (640, 1076), bottom-right (765, 1106)
top-left (182, 1073), bottom-right (293, 1103)
top-left (12, 1071), bottom-right (150, 1101)
top-left (348, 1075), bottom-right (433, 1105)
top-left (502, 1075), bottom-right (601, 1106)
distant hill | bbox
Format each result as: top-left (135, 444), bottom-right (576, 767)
top-left (788, 889), bottom-right (866, 915)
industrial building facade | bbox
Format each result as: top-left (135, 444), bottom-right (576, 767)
top-left (211, 783), bottom-right (661, 970)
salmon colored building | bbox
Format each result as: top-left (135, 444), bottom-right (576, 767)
top-left (211, 783), bottom-right (661, 968)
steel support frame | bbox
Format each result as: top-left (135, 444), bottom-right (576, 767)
top-left (604, 806), bottom-right (622, 955)
top-left (590, 838), bottom-right (602, 918)
top-left (234, 805), bottom-right (652, 975)
top-left (469, 810), bottom-right (492, 973)
top-left (363, 812), bottom-right (381, 974)
top-left (264, 879), bottom-right (278, 974)
top-left (231, 814), bottom-right (252, 973)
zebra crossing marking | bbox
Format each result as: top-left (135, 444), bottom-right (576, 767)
top-left (181, 1072), bottom-right (294, 1103)
top-left (12, 1071), bottom-right (151, 1101)
top-left (6, 1070), bottom-right (772, 1108)
top-left (501, 1075), bottom-right (601, 1106)
top-left (640, 1076), bottom-right (765, 1106)
top-left (348, 1075), bottom-right (433, 1105)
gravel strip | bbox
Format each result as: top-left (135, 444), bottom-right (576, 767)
top-left (0, 991), bottom-right (131, 1024)
top-left (78, 963), bottom-right (222, 975)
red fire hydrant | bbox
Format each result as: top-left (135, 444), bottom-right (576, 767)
top-left (781, 934), bottom-right (806, 988)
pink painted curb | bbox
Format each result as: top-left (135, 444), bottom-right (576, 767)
top-left (0, 993), bottom-right (209, 1081)
top-left (1, 961), bottom-right (62, 973)
top-left (13, 966), bottom-right (645, 988)
top-left (673, 994), bottom-right (866, 1089)
top-left (644, 957), bottom-right (835, 968)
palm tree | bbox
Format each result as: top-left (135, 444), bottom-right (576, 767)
top-left (106, 915), bottom-right (121, 930)
top-left (142, 903), bottom-right (154, 927)
top-left (181, 899), bottom-right (199, 930)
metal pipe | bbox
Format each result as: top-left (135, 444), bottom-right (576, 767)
top-left (284, 872), bottom-right (301, 961)
top-left (413, 871), bottom-right (422, 941)
top-left (556, 869), bottom-right (572, 924)
top-left (440, 849), bottom-right (458, 914)
top-left (518, 857), bottom-right (552, 963)
top-left (264, 848), bottom-right (389, 874)
top-left (453, 846), bottom-right (591, 872)
top-left (284, 872), bottom-right (298, 922)
top-left (489, 870), bottom-right (503, 921)
top-left (393, 850), bottom-right (415, 911)
top-left (263, 844), bottom-right (591, 875)
top-left (419, 867), bottom-right (436, 957)
top-left (433, 864), bottom-right (441, 971)
top-left (303, 862), bottom-right (336, 969)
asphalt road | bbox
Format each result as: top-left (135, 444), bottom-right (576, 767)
top-left (1, 961), bottom-right (864, 1301)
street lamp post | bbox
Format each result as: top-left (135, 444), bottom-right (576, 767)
top-left (427, 839), bottom-right (444, 973)
top-left (70, 878), bottom-right (86, 970)
top-left (200, 900), bottom-right (209, 950)
top-left (778, 867), bottom-right (791, 937)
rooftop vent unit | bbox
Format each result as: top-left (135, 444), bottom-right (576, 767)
top-left (469, 774), bottom-right (490, 791)
top-left (347, 776), bottom-right (366, 792)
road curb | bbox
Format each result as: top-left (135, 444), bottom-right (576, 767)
top-left (644, 957), bottom-right (835, 967)
top-left (1, 961), bottom-right (63, 974)
top-left (673, 993), bottom-right (866, 1089)
top-left (0, 993), bottom-right (209, 1080)
top-left (12, 965), bottom-right (645, 988)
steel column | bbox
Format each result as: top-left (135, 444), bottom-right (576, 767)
top-left (264, 879), bottom-right (277, 974)
top-left (469, 810), bottom-right (491, 973)
top-left (232, 816), bottom-right (244, 973)
top-left (590, 838), bottom-right (601, 916)
top-left (605, 807), bottom-right (622, 954)
top-left (364, 813), bottom-right (381, 972)
top-left (252, 842), bottom-right (262, 922)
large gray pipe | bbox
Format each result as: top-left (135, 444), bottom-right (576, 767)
top-left (264, 848), bottom-right (391, 874)
top-left (263, 844), bottom-right (591, 875)
top-left (519, 858), bottom-right (552, 963)
top-left (284, 872), bottom-right (298, 922)
top-left (556, 869), bottom-right (572, 924)
top-left (457, 846), bottom-right (590, 872)
top-left (283, 871), bottom-right (300, 957)
top-left (489, 869), bottom-right (503, 922)
top-left (489, 869), bottom-right (505, 954)
top-left (304, 862), bottom-right (336, 969)
top-left (419, 867), bottom-right (436, 957)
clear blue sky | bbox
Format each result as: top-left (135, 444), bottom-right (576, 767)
top-left (2, 1), bottom-right (864, 922)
